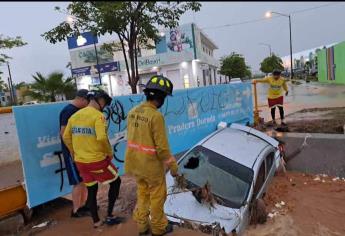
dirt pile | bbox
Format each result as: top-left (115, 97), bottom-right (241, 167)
top-left (245, 172), bottom-right (345, 236)
top-left (16, 172), bottom-right (345, 236)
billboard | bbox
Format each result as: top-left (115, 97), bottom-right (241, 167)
top-left (71, 62), bottom-right (119, 77)
top-left (120, 24), bottom-right (195, 71)
top-left (67, 32), bottom-right (98, 50)
top-left (13, 83), bottom-right (253, 207)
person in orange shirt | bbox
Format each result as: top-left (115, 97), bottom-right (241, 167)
top-left (254, 69), bottom-right (289, 125)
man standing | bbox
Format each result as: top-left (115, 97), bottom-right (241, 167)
top-left (253, 69), bottom-right (289, 125)
top-left (125, 76), bottom-right (178, 236)
top-left (63, 90), bottom-right (123, 228)
top-left (59, 89), bottom-right (90, 217)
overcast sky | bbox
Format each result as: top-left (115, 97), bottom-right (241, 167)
top-left (1, 1), bottom-right (345, 84)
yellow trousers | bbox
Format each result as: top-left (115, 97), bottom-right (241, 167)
top-left (133, 176), bottom-right (168, 235)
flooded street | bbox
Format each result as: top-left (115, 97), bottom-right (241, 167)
top-left (1, 81), bottom-right (345, 165)
top-left (255, 81), bottom-right (345, 122)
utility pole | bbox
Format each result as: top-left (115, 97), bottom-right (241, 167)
top-left (7, 62), bottom-right (16, 105)
top-left (93, 34), bottom-right (102, 85)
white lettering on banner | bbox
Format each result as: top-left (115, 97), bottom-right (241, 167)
top-left (168, 121), bottom-right (196, 134)
top-left (196, 115), bottom-right (216, 126)
top-left (168, 115), bottom-right (216, 134)
top-left (40, 152), bottom-right (62, 167)
top-left (37, 134), bottom-right (61, 148)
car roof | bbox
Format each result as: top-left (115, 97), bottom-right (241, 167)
top-left (201, 127), bottom-right (273, 168)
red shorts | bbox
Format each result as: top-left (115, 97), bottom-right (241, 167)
top-left (76, 157), bottom-right (119, 186)
top-left (268, 96), bottom-right (283, 108)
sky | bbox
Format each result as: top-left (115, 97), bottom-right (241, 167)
top-left (1, 1), bottom-right (345, 84)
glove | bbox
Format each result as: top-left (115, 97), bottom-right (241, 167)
top-left (285, 91), bottom-right (289, 96)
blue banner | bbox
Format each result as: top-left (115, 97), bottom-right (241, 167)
top-left (67, 32), bottom-right (98, 50)
top-left (71, 66), bottom-right (91, 77)
top-left (13, 83), bottom-right (253, 207)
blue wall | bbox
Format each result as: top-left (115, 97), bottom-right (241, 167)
top-left (13, 83), bottom-right (253, 207)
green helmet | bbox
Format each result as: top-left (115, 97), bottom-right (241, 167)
top-left (143, 75), bottom-right (173, 96)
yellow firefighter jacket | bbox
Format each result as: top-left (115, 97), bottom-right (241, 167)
top-left (124, 101), bottom-right (178, 180)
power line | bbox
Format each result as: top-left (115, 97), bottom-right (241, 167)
top-left (202, 2), bottom-right (342, 31)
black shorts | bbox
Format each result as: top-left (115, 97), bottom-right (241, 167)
top-left (63, 152), bottom-right (83, 186)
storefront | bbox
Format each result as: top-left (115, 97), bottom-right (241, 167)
top-left (68, 23), bottom-right (220, 95)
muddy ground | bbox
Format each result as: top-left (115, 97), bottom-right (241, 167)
top-left (10, 172), bottom-right (345, 236)
top-left (258, 107), bottom-right (345, 134)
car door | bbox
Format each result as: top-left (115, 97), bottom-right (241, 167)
top-left (256, 150), bottom-right (277, 198)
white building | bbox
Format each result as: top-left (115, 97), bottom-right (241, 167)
top-left (69, 23), bottom-right (220, 96)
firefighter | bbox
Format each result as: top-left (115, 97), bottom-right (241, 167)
top-left (63, 89), bottom-right (124, 228)
top-left (253, 69), bottom-right (289, 125)
top-left (124, 75), bottom-right (178, 236)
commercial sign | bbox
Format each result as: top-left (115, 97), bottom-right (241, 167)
top-left (13, 83), bottom-right (253, 207)
top-left (71, 62), bottom-right (119, 77)
top-left (67, 32), bottom-right (98, 50)
top-left (120, 23), bottom-right (195, 71)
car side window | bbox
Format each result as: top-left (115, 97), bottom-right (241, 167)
top-left (253, 161), bottom-right (266, 198)
top-left (265, 152), bottom-right (275, 174)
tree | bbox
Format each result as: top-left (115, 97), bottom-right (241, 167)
top-left (220, 52), bottom-right (251, 79)
top-left (26, 72), bottom-right (76, 102)
top-left (0, 77), bottom-right (6, 92)
top-left (42, 2), bottom-right (201, 94)
top-left (0, 34), bottom-right (27, 80)
top-left (260, 53), bottom-right (284, 74)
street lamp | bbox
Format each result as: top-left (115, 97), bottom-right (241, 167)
top-left (265, 11), bottom-right (293, 79)
top-left (259, 43), bottom-right (272, 57)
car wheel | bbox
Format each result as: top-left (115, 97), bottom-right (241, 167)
top-left (249, 198), bottom-right (267, 225)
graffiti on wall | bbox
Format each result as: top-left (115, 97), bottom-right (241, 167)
top-left (13, 83), bottom-right (253, 207)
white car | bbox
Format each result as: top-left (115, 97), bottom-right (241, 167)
top-left (230, 78), bottom-right (242, 83)
top-left (165, 123), bottom-right (281, 235)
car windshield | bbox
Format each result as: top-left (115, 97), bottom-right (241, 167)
top-left (178, 145), bottom-right (254, 209)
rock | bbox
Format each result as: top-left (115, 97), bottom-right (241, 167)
top-left (314, 177), bottom-right (321, 181)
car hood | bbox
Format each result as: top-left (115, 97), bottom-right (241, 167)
top-left (164, 175), bottom-right (241, 233)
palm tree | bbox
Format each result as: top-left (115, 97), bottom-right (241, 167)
top-left (27, 72), bottom-right (76, 102)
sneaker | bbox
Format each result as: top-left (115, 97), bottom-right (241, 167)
top-left (152, 223), bottom-right (174, 236)
top-left (104, 216), bottom-right (127, 226)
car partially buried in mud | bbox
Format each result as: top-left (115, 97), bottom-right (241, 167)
top-left (164, 123), bottom-right (282, 235)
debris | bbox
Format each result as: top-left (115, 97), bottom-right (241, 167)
top-left (313, 176), bottom-right (321, 181)
top-left (289, 179), bottom-right (293, 182)
top-left (32, 220), bottom-right (51, 229)
top-left (304, 182), bottom-right (307, 185)
top-left (322, 180), bottom-right (326, 183)
top-left (332, 177), bottom-right (340, 182)
top-left (192, 182), bottom-right (217, 209)
top-left (275, 203), bottom-right (282, 208)
top-left (280, 201), bottom-right (285, 206)
top-left (321, 174), bottom-right (328, 178)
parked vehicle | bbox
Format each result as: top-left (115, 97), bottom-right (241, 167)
top-left (164, 123), bottom-right (281, 235)
top-left (229, 78), bottom-right (242, 84)
top-left (23, 101), bottom-right (39, 105)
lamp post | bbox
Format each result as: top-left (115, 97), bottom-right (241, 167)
top-left (265, 11), bottom-right (293, 79)
top-left (259, 43), bottom-right (272, 57)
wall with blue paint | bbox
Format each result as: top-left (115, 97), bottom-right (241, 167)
top-left (13, 83), bottom-right (253, 207)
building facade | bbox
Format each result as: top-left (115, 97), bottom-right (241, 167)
top-left (317, 41), bottom-right (345, 84)
top-left (68, 23), bottom-right (220, 96)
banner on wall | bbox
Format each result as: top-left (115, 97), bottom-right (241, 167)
top-left (13, 83), bottom-right (253, 208)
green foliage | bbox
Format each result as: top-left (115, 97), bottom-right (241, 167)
top-left (26, 72), bottom-right (76, 102)
top-left (0, 77), bottom-right (6, 92)
top-left (260, 53), bottom-right (284, 74)
top-left (220, 52), bottom-right (251, 79)
top-left (0, 34), bottom-right (27, 64)
top-left (42, 2), bottom-right (201, 94)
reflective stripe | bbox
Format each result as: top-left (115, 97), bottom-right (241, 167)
top-left (127, 141), bottom-right (157, 155)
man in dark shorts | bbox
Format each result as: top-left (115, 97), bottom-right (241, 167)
top-left (59, 89), bottom-right (90, 217)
